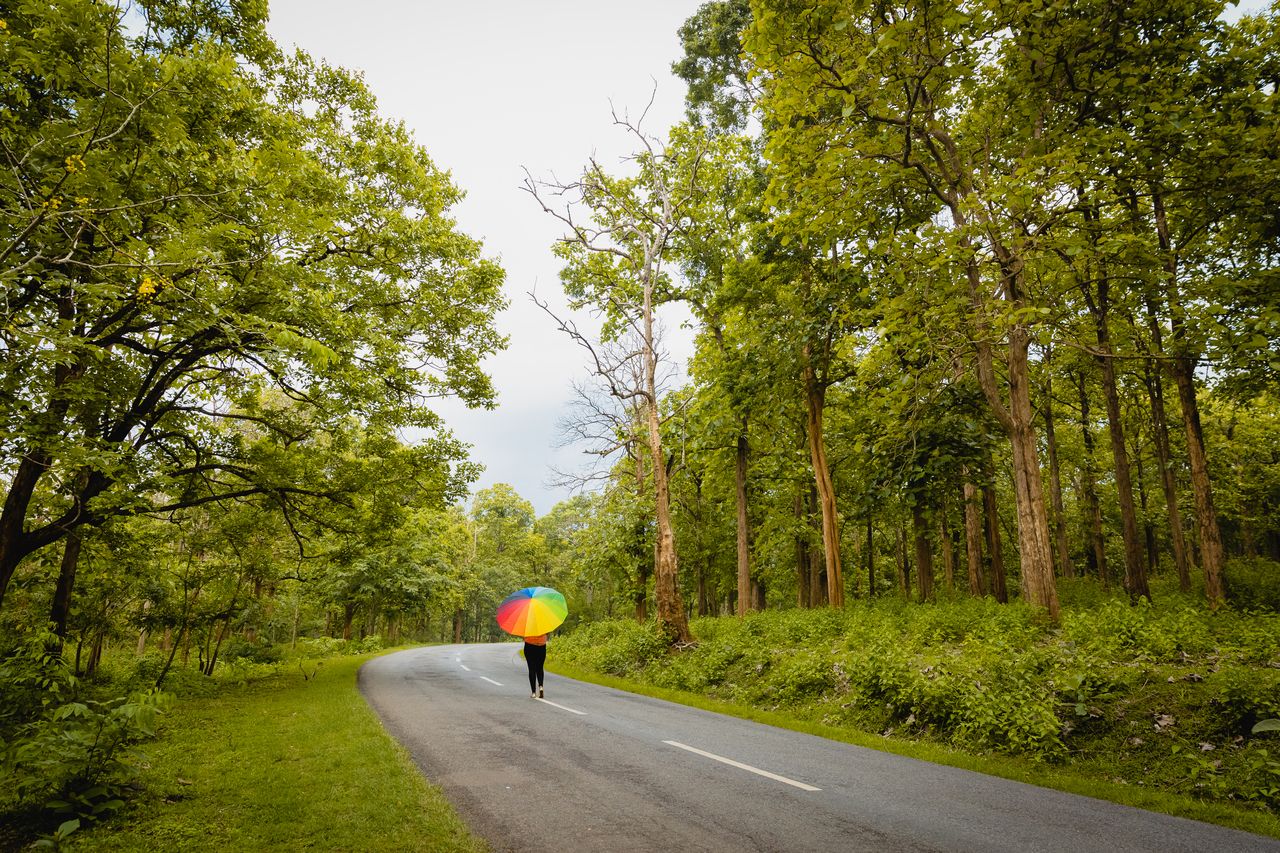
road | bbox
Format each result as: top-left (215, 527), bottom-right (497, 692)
top-left (359, 643), bottom-right (1279, 853)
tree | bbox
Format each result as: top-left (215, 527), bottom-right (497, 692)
top-left (0, 0), bottom-right (505, 616)
top-left (525, 111), bottom-right (701, 645)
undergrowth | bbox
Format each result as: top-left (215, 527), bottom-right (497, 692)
top-left (553, 586), bottom-right (1280, 815)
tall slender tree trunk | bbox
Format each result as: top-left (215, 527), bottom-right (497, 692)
top-left (895, 524), bottom-right (911, 598)
top-left (735, 429), bottom-right (753, 617)
top-left (1134, 435), bottom-right (1159, 579)
top-left (50, 531), bottom-right (84, 640)
top-left (1087, 275), bottom-right (1149, 601)
top-left (1143, 351), bottom-right (1192, 591)
top-left (642, 272), bottom-right (691, 643)
top-left (1151, 185), bottom-right (1223, 607)
top-left (808, 484), bottom-right (827, 606)
top-left (795, 489), bottom-right (811, 608)
top-left (963, 480), bottom-right (986, 596)
top-left (1042, 374), bottom-right (1074, 578)
top-left (1002, 326), bottom-right (1055, 614)
top-left (1170, 350), bottom-right (1225, 607)
top-left (982, 482), bottom-right (1008, 603)
top-left (912, 502), bottom-right (933, 602)
top-left (803, 353), bottom-right (843, 608)
top-left (938, 504), bottom-right (956, 592)
top-left (1076, 374), bottom-right (1110, 585)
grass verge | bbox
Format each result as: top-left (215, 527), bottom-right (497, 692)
top-left (68, 651), bottom-right (486, 852)
top-left (546, 658), bottom-right (1280, 840)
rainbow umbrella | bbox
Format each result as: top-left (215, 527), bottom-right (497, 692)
top-left (496, 586), bottom-right (567, 637)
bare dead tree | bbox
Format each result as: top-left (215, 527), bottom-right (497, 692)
top-left (523, 103), bottom-right (707, 645)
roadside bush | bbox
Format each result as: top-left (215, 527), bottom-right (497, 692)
top-left (220, 637), bottom-right (283, 664)
top-left (554, 619), bottom-right (670, 676)
top-left (0, 630), bottom-right (169, 843)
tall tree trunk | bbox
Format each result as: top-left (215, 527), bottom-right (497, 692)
top-left (1088, 276), bottom-right (1150, 601)
top-left (1002, 327), bottom-right (1055, 614)
top-left (1151, 184), bottom-right (1223, 607)
top-left (803, 353), bottom-right (843, 608)
top-left (1076, 374), bottom-right (1110, 586)
top-left (1143, 354), bottom-right (1191, 591)
top-left (960, 233), bottom-right (1058, 617)
top-left (963, 480), bottom-right (986, 596)
top-left (938, 502), bottom-right (956, 592)
top-left (912, 502), bottom-right (933, 602)
top-left (642, 279), bottom-right (691, 643)
top-left (50, 531), bottom-right (84, 641)
top-left (795, 489), bottom-right (811, 608)
top-left (895, 524), bottom-right (911, 598)
top-left (735, 429), bottom-right (753, 617)
top-left (452, 608), bottom-right (463, 644)
top-left (982, 481), bottom-right (1008, 603)
top-left (808, 484), bottom-right (827, 606)
top-left (1134, 436), bottom-right (1159, 580)
top-left (1042, 375), bottom-right (1074, 578)
top-left (1170, 351), bottom-right (1225, 608)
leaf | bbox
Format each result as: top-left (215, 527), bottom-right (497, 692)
top-left (1254, 719), bottom-right (1280, 734)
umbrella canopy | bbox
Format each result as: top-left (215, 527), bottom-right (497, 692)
top-left (496, 586), bottom-right (567, 637)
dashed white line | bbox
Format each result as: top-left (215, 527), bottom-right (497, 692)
top-left (479, 676), bottom-right (503, 686)
top-left (536, 698), bottom-right (587, 716)
top-left (459, 664), bottom-right (471, 671)
top-left (663, 741), bottom-right (821, 791)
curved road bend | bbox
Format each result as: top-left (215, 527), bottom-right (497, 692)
top-left (359, 643), bottom-right (1280, 853)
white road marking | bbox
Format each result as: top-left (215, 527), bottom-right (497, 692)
top-left (479, 676), bottom-right (502, 686)
top-left (663, 740), bottom-right (821, 792)
top-left (459, 664), bottom-right (471, 671)
top-left (537, 698), bottom-right (587, 716)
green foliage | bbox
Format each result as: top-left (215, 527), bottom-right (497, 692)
top-left (559, 596), bottom-right (1280, 809)
top-left (3, 690), bottom-right (169, 821)
top-left (0, 636), bottom-right (170, 838)
top-left (1223, 557), bottom-right (1280, 613)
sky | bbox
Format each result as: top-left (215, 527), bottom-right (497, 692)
top-left (266, 0), bottom-right (706, 517)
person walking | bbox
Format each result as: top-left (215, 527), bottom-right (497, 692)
top-left (524, 633), bottom-right (547, 698)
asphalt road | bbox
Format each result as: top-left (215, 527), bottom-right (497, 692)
top-left (359, 643), bottom-right (1280, 853)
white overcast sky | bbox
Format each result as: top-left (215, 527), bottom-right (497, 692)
top-left (267, 1), bottom-right (706, 516)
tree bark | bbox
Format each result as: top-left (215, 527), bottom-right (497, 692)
top-left (735, 429), bottom-right (752, 617)
top-left (808, 483), bottom-right (827, 606)
top-left (938, 506), bottom-right (956, 592)
top-left (982, 482), bottom-right (1008, 603)
top-left (50, 531), bottom-right (84, 640)
top-left (795, 489), bottom-right (811, 608)
top-left (1042, 376), bottom-right (1074, 578)
top-left (1151, 184), bottom-right (1223, 607)
top-left (1076, 374), bottom-right (1110, 586)
top-left (803, 351), bottom-right (843, 608)
top-left (1143, 353), bottom-right (1192, 591)
top-left (1171, 351), bottom-right (1225, 607)
top-left (912, 502), bottom-right (933, 602)
top-left (1088, 276), bottom-right (1150, 601)
top-left (895, 524), bottom-right (911, 598)
top-left (963, 480), bottom-right (986, 596)
top-left (642, 269), bottom-right (691, 642)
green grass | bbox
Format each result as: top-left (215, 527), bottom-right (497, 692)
top-left (68, 651), bottom-right (486, 853)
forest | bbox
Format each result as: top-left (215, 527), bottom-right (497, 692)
top-left (2, 0), bottom-right (1279, 845)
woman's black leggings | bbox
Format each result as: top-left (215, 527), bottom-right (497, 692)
top-left (524, 643), bottom-right (546, 693)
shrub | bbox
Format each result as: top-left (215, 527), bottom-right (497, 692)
top-left (1224, 557), bottom-right (1280, 613)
